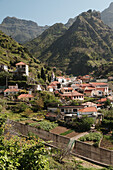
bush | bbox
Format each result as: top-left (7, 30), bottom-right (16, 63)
top-left (37, 120), bottom-right (58, 131)
top-left (79, 132), bottom-right (102, 147)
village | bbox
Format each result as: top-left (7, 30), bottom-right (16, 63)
top-left (1, 61), bottom-right (113, 168)
top-left (1, 61), bottom-right (112, 122)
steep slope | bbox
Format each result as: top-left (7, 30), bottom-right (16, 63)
top-left (65, 17), bottom-right (76, 28)
top-left (101, 2), bottom-right (113, 29)
top-left (0, 17), bottom-right (49, 44)
top-left (33, 10), bottom-right (113, 76)
top-left (24, 23), bottom-right (67, 58)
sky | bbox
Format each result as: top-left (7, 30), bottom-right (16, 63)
top-left (0, 0), bottom-right (113, 26)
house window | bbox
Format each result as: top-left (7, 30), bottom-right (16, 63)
top-left (61, 109), bottom-right (64, 112)
top-left (73, 109), bottom-right (77, 112)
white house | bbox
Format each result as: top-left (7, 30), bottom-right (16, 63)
top-left (0, 64), bottom-right (8, 72)
top-left (16, 62), bottom-right (29, 76)
top-left (78, 107), bottom-right (98, 117)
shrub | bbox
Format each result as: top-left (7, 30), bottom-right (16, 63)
top-left (79, 132), bottom-right (102, 147)
top-left (38, 120), bottom-right (58, 132)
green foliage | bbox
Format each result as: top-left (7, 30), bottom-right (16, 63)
top-left (0, 118), bottom-right (49, 169)
top-left (12, 103), bottom-right (28, 113)
top-left (40, 91), bottom-right (61, 108)
top-left (38, 120), bottom-right (58, 132)
top-left (73, 116), bottom-right (94, 132)
top-left (79, 132), bottom-right (102, 147)
top-left (26, 11), bottom-right (113, 76)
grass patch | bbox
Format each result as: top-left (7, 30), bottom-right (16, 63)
top-left (60, 129), bottom-right (73, 136)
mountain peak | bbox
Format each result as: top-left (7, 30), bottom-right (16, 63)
top-left (0, 16), bottom-right (49, 44)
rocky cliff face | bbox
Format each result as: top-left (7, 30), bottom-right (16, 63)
top-left (0, 17), bottom-right (49, 44)
top-left (101, 2), bottom-right (113, 29)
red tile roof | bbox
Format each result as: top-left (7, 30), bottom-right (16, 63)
top-left (16, 62), bottom-right (27, 66)
top-left (62, 87), bottom-right (73, 90)
top-left (18, 94), bottom-right (34, 99)
top-left (4, 89), bottom-right (19, 92)
top-left (79, 107), bottom-right (97, 113)
top-left (97, 98), bottom-right (107, 103)
top-left (62, 91), bottom-right (83, 97)
top-left (90, 82), bottom-right (108, 86)
top-left (96, 88), bottom-right (106, 92)
top-left (80, 84), bottom-right (91, 87)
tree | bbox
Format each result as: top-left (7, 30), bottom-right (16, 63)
top-left (73, 115), bottom-right (94, 132)
top-left (0, 118), bottom-right (49, 169)
top-left (41, 67), bottom-right (46, 82)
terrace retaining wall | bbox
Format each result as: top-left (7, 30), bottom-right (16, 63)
top-left (7, 120), bottom-right (113, 166)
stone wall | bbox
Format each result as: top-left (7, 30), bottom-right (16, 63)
top-left (7, 120), bottom-right (70, 148)
top-left (7, 120), bottom-right (113, 166)
top-left (73, 140), bottom-right (113, 165)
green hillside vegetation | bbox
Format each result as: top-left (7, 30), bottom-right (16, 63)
top-left (0, 30), bottom-right (53, 84)
top-left (0, 17), bottom-right (49, 44)
top-left (25, 23), bottom-right (67, 59)
top-left (26, 10), bottom-right (113, 76)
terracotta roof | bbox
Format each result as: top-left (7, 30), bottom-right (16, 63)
top-left (66, 78), bottom-right (71, 80)
top-left (18, 94), bottom-right (34, 99)
top-left (74, 84), bottom-right (80, 87)
top-left (57, 76), bottom-right (65, 79)
top-left (4, 88), bottom-right (19, 92)
top-left (47, 86), bottom-right (53, 89)
top-left (90, 82), bottom-right (108, 86)
top-left (16, 62), bottom-right (27, 66)
top-left (62, 91), bottom-right (83, 97)
top-left (97, 104), bottom-right (103, 107)
top-left (97, 98), bottom-right (107, 103)
top-left (96, 88), bottom-right (106, 92)
top-left (62, 87), bottom-right (73, 90)
top-left (79, 107), bottom-right (97, 113)
top-left (80, 84), bottom-right (90, 87)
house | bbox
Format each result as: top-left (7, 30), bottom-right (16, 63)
top-left (56, 76), bottom-right (66, 83)
top-left (89, 82), bottom-right (108, 96)
top-left (49, 81), bottom-right (62, 91)
top-left (47, 86), bottom-right (54, 92)
top-left (82, 102), bottom-right (97, 108)
top-left (4, 88), bottom-right (19, 96)
top-left (0, 64), bottom-right (8, 72)
top-left (71, 84), bottom-right (80, 91)
top-left (59, 105), bottom-right (84, 117)
top-left (78, 75), bottom-right (91, 83)
top-left (36, 85), bottom-right (42, 91)
top-left (47, 105), bottom-right (84, 119)
top-left (18, 94), bottom-right (34, 101)
top-left (61, 91), bottom-right (84, 100)
top-left (4, 84), bottom-right (19, 96)
top-left (61, 87), bottom-right (73, 93)
top-left (16, 62), bottom-right (29, 76)
top-left (78, 107), bottom-right (98, 117)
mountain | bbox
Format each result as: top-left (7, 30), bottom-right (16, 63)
top-left (28, 10), bottom-right (113, 76)
top-left (65, 17), bottom-right (77, 28)
top-left (0, 30), bottom-right (39, 66)
top-left (24, 23), bottom-right (67, 58)
top-left (101, 2), bottom-right (113, 29)
top-left (0, 17), bottom-right (49, 44)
